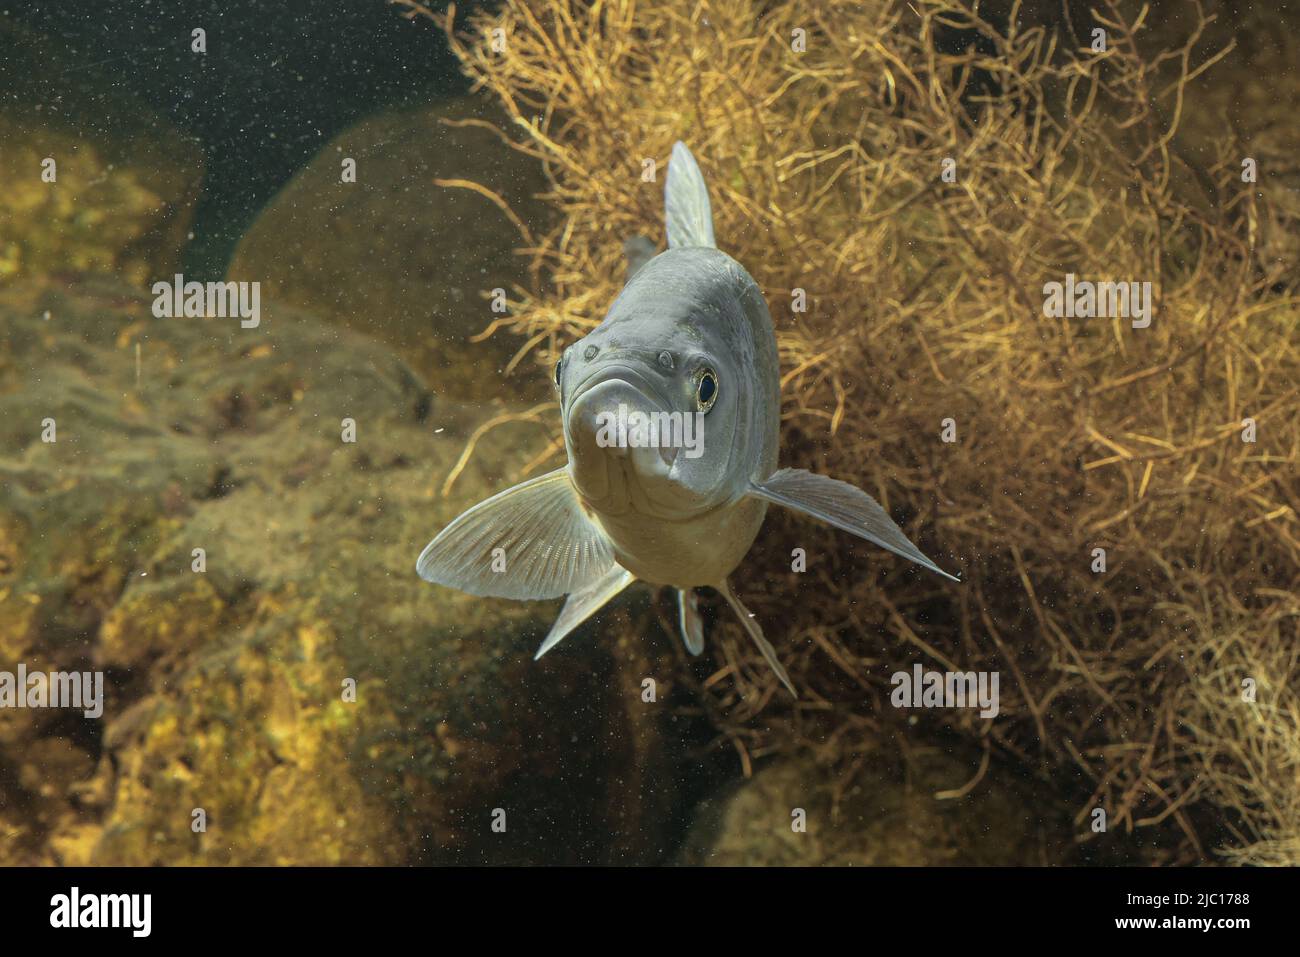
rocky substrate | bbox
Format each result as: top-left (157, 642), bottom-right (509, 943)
top-left (0, 277), bottom-right (1066, 865)
top-left (0, 276), bottom-right (690, 864)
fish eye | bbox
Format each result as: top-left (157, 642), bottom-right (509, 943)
top-left (694, 367), bottom-right (718, 413)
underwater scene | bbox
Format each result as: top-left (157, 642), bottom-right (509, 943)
top-left (0, 0), bottom-right (1297, 875)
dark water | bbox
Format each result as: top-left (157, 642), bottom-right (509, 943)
top-left (4, 0), bottom-right (479, 278)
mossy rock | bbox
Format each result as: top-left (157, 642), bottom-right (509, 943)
top-left (226, 94), bottom-right (555, 403)
top-left (0, 22), bottom-right (204, 288)
top-left (0, 275), bottom-right (691, 865)
top-left (676, 742), bottom-right (1074, 866)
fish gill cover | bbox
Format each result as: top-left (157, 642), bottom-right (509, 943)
top-left (391, 0), bottom-right (1300, 865)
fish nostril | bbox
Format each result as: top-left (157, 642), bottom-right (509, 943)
top-left (584, 345), bottom-right (599, 360)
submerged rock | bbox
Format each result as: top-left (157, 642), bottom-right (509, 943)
top-left (0, 22), bottom-right (204, 288)
top-left (676, 744), bottom-right (1072, 866)
top-left (0, 276), bottom-right (691, 865)
top-left (226, 95), bottom-right (554, 403)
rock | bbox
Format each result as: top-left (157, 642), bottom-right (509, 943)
top-left (0, 22), bottom-right (204, 288)
top-left (226, 95), bottom-right (555, 403)
top-left (0, 275), bottom-right (692, 865)
top-left (676, 743), bottom-right (1072, 866)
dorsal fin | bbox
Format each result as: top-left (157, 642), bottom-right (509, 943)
top-left (665, 141), bottom-right (716, 249)
top-left (623, 235), bottom-right (657, 282)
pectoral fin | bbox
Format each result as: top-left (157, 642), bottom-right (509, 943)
top-left (535, 564), bottom-right (636, 660)
top-left (749, 469), bottom-right (960, 582)
top-left (677, 588), bottom-right (705, 656)
top-left (718, 579), bottom-right (796, 696)
top-left (416, 467), bottom-right (616, 600)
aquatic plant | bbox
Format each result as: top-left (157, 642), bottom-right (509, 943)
top-left (398, 0), bottom-right (1299, 865)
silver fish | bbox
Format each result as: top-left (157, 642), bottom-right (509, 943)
top-left (417, 142), bottom-right (958, 694)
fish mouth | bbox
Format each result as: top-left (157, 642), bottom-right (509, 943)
top-left (567, 362), bottom-right (673, 412)
top-left (594, 455), bottom-right (719, 521)
top-left (564, 366), bottom-right (708, 518)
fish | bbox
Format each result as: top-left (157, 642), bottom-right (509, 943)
top-left (416, 141), bottom-right (959, 695)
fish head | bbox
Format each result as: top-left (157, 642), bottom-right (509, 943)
top-left (557, 307), bottom-right (745, 521)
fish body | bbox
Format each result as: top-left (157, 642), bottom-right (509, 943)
top-left (417, 142), bottom-right (958, 693)
top-left (560, 245), bottom-right (778, 588)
